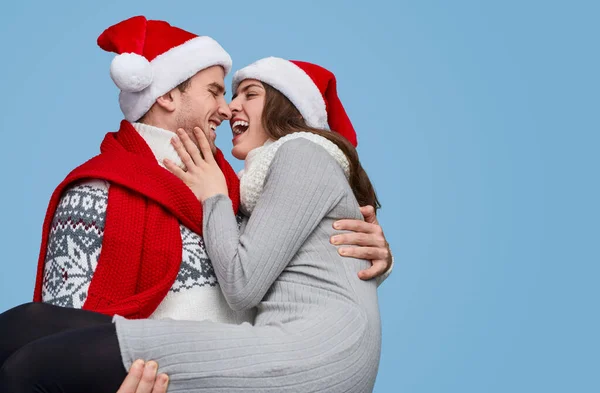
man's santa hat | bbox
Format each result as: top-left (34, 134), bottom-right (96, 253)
top-left (232, 57), bottom-right (358, 147)
top-left (98, 16), bottom-right (232, 122)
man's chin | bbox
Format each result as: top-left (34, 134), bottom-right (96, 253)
top-left (181, 127), bottom-right (217, 153)
top-left (208, 130), bottom-right (218, 153)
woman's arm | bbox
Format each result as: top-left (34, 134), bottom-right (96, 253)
top-left (202, 139), bottom-right (345, 311)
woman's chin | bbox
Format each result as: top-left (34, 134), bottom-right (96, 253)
top-left (231, 146), bottom-right (247, 161)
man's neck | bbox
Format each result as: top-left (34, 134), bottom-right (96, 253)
top-left (131, 122), bottom-right (186, 170)
top-left (137, 118), bottom-right (176, 133)
top-left (137, 110), bottom-right (177, 133)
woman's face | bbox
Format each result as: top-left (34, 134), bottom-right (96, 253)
top-left (228, 79), bottom-right (270, 160)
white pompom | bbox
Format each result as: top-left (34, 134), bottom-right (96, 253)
top-left (110, 53), bottom-right (153, 93)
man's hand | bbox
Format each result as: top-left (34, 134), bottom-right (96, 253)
top-left (117, 359), bottom-right (169, 393)
top-left (331, 205), bottom-right (393, 280)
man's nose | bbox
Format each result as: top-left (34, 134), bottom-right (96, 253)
top-left (218, 102), bottom-right (232, 120)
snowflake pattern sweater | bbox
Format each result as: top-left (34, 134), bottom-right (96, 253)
top-left (40, 122), bottom-right (254, 324)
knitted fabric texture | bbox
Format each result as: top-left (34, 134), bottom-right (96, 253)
top-left (113, 138), bottom-right (381, 392)
top-left (239, 132), bottom-right (349, 215)
top-left (34, 120), bottom-right (240, 319)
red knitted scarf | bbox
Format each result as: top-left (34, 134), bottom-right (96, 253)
top-left (33, 120), bottom-right (240, 318)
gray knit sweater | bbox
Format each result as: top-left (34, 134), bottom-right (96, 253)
top-left (114, 138), bottom-right (382, 392)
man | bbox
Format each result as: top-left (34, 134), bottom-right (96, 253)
top-left (32, 15), bottom-right (392, 391)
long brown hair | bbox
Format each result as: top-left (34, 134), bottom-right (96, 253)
top-left (261, 83), bottom-right (381, 210)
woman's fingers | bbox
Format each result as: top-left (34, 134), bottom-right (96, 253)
top-left (163, 158), bottom-right (187, 180)
top-left (171, 133), bottom-right (196, 170)
top-left (176, 128), bottom-right (204, 166)
top-left (193, 127), bottom-right (216, 164)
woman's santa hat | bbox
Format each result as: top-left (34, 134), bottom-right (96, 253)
top-left (232, 57), bottom-right (358, 147)
top-left (98, 16), bottom-right (232, 122)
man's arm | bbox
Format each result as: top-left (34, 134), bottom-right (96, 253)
top-left (332, 205), bottom-right (393, 285)
top-left (41, 180), bottom-right (108, 305)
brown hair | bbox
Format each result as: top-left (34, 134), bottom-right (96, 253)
top-left (176, 78), bottom-right (192, 92)
top-left (261, 83), bottom-right (381, 210)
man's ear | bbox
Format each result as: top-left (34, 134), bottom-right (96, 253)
top-left (155, 89), bottom-right (178, 113)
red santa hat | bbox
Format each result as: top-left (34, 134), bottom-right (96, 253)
top-left (232, 57), bottom-right (358, 147)
top-left (97, 15), bottom-right (232, 122)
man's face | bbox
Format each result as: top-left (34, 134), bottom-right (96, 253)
top-left (175, 66), bottom-right (231, 148)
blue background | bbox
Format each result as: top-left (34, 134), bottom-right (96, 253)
top-left (0, 1), bottom-right (598, 391)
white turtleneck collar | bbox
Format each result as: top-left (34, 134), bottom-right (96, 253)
top-left (131, 122), bottom-right (186, 170)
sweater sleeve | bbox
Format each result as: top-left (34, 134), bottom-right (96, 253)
top-left (41, 180), bottom-right (108, 308)
top-left (202, 139), bottom-right (346, 311)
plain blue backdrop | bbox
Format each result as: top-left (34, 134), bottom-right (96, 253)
top-left (0, 1), bottom-right (598, 392)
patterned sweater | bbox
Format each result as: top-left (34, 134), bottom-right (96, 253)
top-left (41, 122), bottom-right (254, 324)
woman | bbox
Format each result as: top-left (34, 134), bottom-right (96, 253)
top-left (165, 57), bottom-right (382, 391)
top-left (0, 58), bottom-right (384, 392)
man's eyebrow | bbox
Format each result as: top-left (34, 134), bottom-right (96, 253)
top-left (208, 82), bottom-right (226, 95)
top-left (232, 83), bottom-right (262, 99)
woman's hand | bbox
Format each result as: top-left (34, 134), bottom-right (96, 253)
top-left (164, 127), bottom-right (229, 202)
